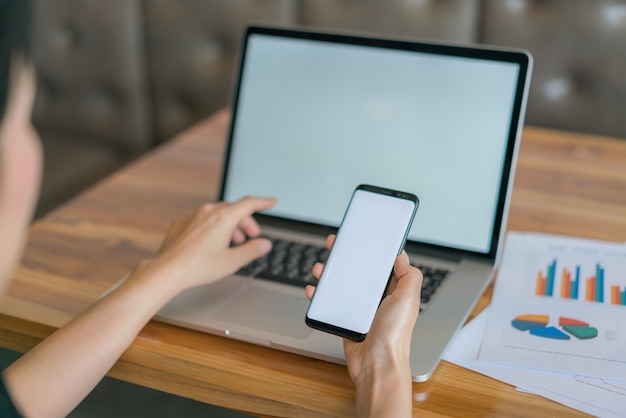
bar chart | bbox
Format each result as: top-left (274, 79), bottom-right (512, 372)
top-left (534, 259), bottom-right (626, 306)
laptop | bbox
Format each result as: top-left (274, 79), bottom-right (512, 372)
top-left (156, 26), bottom-right (532, 382)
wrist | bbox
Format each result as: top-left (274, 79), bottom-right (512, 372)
top-left (353, 357), bottom-right (412, 418)
top-left (118, 257), bottom-right (185, 304)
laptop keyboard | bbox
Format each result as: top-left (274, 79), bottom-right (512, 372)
top-left (236, 238), bottom-right (330, 287)
top-left (236, 237), bottom-right (449, 307)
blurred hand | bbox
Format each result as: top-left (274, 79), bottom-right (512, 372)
top-left (148, 196), bottom-right (276, 293)
top-left (306, 235), bottom-right (423, 383)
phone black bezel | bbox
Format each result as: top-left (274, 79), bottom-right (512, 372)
top-left (304, 184), bottom-right (419, 342)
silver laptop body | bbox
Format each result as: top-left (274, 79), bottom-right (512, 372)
top-left (156, 26), bottom-right (532, 382)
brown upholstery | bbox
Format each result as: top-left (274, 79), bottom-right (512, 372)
top-left (29, 0), bottom-right (626, 217)
top-left (481, 0), bottom-right (626, 139)
top-left (145, 0), bottom-right (297, 142)
top-left (31, 0), bottom-right (150, 150)
top-left (299, 0), bottom-right (480, 43)
top-left (30, 0), bottom-right (150, 217)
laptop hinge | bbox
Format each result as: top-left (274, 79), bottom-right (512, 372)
top-left (404, 242), bottom-right (496, 265)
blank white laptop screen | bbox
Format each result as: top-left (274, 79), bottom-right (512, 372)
top-left (223, 32), bottom-right (521, 254)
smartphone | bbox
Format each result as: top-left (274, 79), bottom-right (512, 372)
top-left (305, 184), bottom-right (419, 342)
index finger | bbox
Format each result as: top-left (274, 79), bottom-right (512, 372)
top-left (325, 234), bottom-right (336, 250)
top-left (223, 196), bottom-right (276, 227)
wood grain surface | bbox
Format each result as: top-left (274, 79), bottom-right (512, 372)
top-left (1, 110), bottom-right (625, 417)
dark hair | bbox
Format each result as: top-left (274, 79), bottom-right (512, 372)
top-left (0, 0), bottom-right (30, 119)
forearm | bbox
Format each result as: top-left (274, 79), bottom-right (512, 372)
top-left (354, 360), bottom-right (413, 418)
top-left (2, 262), bottom-right (179, 418)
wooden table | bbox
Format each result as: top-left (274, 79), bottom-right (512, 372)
top-left (2, 110), bottom-right (626, 417)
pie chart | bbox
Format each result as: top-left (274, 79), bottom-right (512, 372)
top-left (511, 314), bottom-right (598, 340)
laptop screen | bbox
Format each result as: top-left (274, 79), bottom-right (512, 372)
top-left (221, 27), bottom-right (530, 258)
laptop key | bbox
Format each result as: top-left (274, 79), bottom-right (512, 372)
top-left (416, 264), bottom-right (449, 307)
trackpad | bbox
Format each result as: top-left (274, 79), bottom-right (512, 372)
top-left (213, 288), bottom-right (313, 340)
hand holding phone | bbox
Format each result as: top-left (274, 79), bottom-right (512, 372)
top-left (305, 184), bottom-right (419, 341)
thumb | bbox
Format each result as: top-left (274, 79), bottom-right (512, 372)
top-left (393, 251), bottom-right (412, 280)
top-left (390, 257), bottom-right (422, 315)
top-left (224, 238), bottom-right (272, 272)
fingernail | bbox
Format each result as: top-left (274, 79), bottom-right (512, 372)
top-left (259, 238), bottom-right (273, 253)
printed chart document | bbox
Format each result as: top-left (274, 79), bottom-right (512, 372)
top-left (479, 232), bottom-right (626, 382)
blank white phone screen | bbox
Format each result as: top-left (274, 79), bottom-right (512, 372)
top-left (307, 189), bottom-right (416, 335)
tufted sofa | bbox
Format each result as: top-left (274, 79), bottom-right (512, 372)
top-left (31, 0), bottom-right (626, 216)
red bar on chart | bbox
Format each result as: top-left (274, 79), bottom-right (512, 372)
top-left (612, 286), bottom-right (620, 305)
top-left (611, 285), bottom-right (626, 306)
top-left (560, 268), bottom-right (571, 299)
